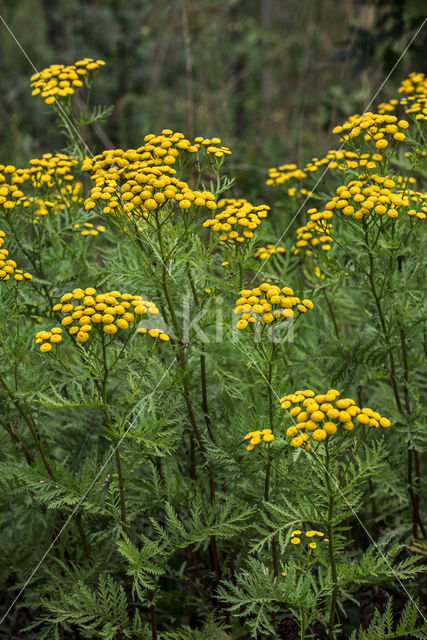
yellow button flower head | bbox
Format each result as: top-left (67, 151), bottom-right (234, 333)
top-left (39, 287), bottom-right (167, 350)
top-left (324, 175), bottom-right (427, 221)
top-left (243, 428), bottom-right (274, 451)
top-left (234, 282), bottom-right (314, 330)
top-left (30, 58), bottom-right (106, 105)
top-left (254, 244), bottom-right (285, 260)
top-left (0, 229), bottom-right (32, 282)
top-left (279, 388), bottom-right (391, 448)
top-left (203, 198), bottom-right (269, 244)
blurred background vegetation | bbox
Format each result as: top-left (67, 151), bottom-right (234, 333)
top-left (0, 0), bottom-right (426, 196)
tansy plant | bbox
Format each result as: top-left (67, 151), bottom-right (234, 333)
top-left (0, 59), bottom-right (425, 640)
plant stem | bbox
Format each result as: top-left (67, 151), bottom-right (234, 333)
top-left (186, 268), bottom-right (215, 442)
top-left (363, 221), bottom-right (402, 414)
top-left (0, 372), bottom-right (54, 478)
top-left (100, 334), bottom-right (128, 538)
top-left (114, 446), bottom-right (128, 538)
top-left (265, 343), bottom-right (278, 578)
top-left (300, 607), bottom-right (306, 640)
top-left (238, 260), bottom-right (243, 289)
top-left (322, 288), bottom-right (339, 339)
top-left (324, 441), bottom-right (338, 640)
top-left (399, 325), bottom-right (425, 538)
top-left (0, 419), bottom-right (34, 465)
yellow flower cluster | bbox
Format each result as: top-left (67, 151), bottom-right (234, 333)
top-left (31, 197), bottom-right (56, 223)
top-left (0, 162), bottom-right (31, 211)
top-left (0, 183), bottom-right (28, 210)
top-left (254, 244), bottom-right (285, 260)
top-left (287, 187), bottom-right (313, 199)
top-left (325, 175), bottom-right (427, 220)
top-left (290, 529), bottom-right (325, 548)
top-left (377, 74), bottom-right (427, 121)
top-left (137, 327), bottom-right (170, 342)
top-left (30, 58), bottom-right (106, 104)
top-left (398, 72), bottom-right (427, 96)
top-left (0, 230), bottom-right (32, 282)
top-left (81, 130), bottom-right (227, 220)
top-left (203, 199), bottom-right (269, 243)
top-left (304, 149), bottom-right (383, 173)
top-left (243, 428), bottom-right (274, 451)
top-left (0, 164), bottom-right (30, 186)
top-left (44, 287), bottom-right (161, 348)
top-left (332, 113), bottom-right (409, 149)
top-left (82, 131), bottom-right (198, 175)
top-left (29, 153), bottom-right (78, 188)
top-left (266, 163), bottom-right (307, 187)
top-left (280, 389), bottom-right (391, 450)
top-left (32, 183), bottom-right (83, 224)
top-left (82, 131), bottom-right (231, 176)
top-left (398, 72), bottom-right (427, 122)
top-left (314, 266), bottom-right (325, 280)
top-left (266, 150), bottom-right (384, 190)
top-left (193, 136), bottom-right (232, 158)
top-left (234, 283), bottom-right (314, 330)
top-left (72, 222), bottom-right (106, 236)
top-left (292, 208), bottom-right (333, 256)
top-left (35, 327), bottom-right (63, 352)
top-left (85, 163), bottom-right (216, 219)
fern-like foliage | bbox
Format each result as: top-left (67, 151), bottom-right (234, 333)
top-left (27, 575), bottom-right (147, 639)
top-left (349, 598), bottom-right (427, 640)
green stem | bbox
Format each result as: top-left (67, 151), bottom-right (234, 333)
top-left (186, 268), bottom-right (215, 442)
top-left (322, 288), bottom-right (339, 339)
top-left (0, 372), bottom-right (54, 478)
top-left (100, 334), bottom-right (128, 538)
top-left (265, 344), bottom-right (278, 579)
top-left (300, 607), bottom-right (306, 640)
top-left (363, 221), bottom-right (403, 414)
top-left (0, 419), bottom-right (34, 465)
top-left (114, 446), bottom-right (128, 537)
top-left (238, 260), bottom-right (243, 289)
top-left (324, 442), bottom-right (338, 640)
top-left (400, 325), bottom-right (425, 538)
